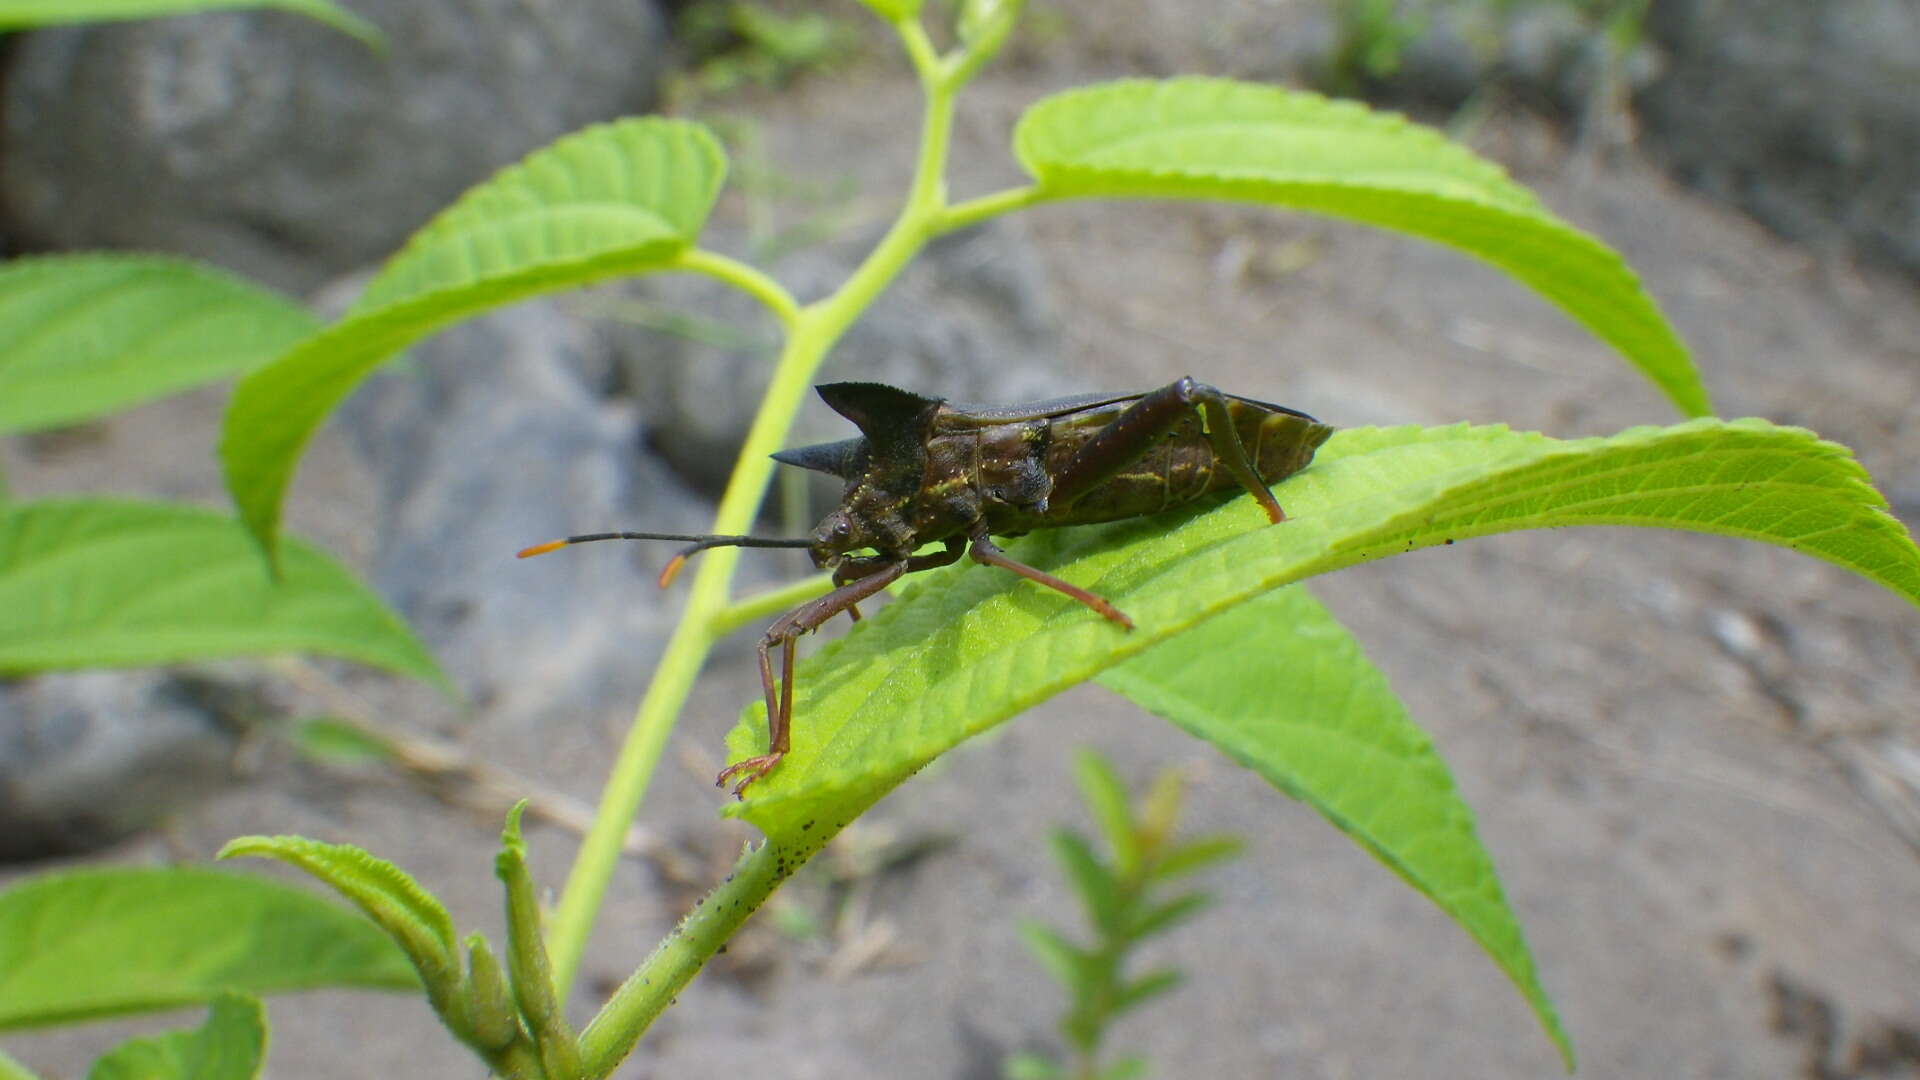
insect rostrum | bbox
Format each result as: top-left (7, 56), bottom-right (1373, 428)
top-left (520, 377), bottom-right (1332, 796)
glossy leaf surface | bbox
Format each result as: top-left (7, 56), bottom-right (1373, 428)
top-left (1101, 585), bottom-right (1572, 1065)
top-left (86, 994), bottom-right (267, 1080)
top-left (730, 418), bottom-right (1915, 829)
top-left (221, 118), bottom-right (725, 554)
top-left (0, 0), bottom-right (380, 45)
top-left (0, 499), bottom-right (444, 689)
top-left (0, 255), bottom-right (316, 434)
top-left (0, 870), bottom-right (412, 1030)
top-left (1016, 79), bottom-right (1707, 417)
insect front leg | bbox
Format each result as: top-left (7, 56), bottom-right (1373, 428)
top-left (832, 539), bottom-right (966, 622)
top-left (831, 554), bottom-right (895, 623)
top-left (1048, 375), bottom-right (1287, 524)
top-left (718, 559), bottom-right (911, 797)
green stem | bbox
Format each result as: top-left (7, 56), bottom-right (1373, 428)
top-left (709, 572), bottom-right (835, 638)
top-left (895, 14), bottom-right (944, 85)
top-left (547, 8), bottom-right (979, 1052)
top-left (546, 327), bottom-right (824, 996)
top-left (575, 838), bottom-right (793, 1077)
top-left (489, 1040), bottom-right (547, 1080)
top-left (940, 185), bottom-right (1048, 233)
top-left (670, 247), bottom-right (802, 328)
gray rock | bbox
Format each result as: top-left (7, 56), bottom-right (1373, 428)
top-left (1637, 0), bottom-right (1920, 275)
top-left (1323, 0), bottom-right (1920, 278)
top-left (0, 670), bottom-right (263, 859)
top-left (610, 221), bottom-right (1082, 498)
top-left (1350, 4), bottom-right (1662, 126)
top-left (0, 0), bottom-right (667, 292)
top-left (336, 295), bottom-right (711, 717)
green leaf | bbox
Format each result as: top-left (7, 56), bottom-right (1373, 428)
top-left (1146, 835), bottom-right (1244, 881)
top-left (727, 420), bottom-right (1917, 838)
top-left (719, 421), bottom-right (1918, 1058)
top-left (956, 0), bottom-right (1022, 71)
top-left (1018, 921), bottom-right (1088, 991)
top-left (1124, 892), bottom-right (1211, 943)
top-left (1014, 78), bottom-right (1708, 418)
top-left (0, 255), bottom-right (318, 435)
top-left (1002, 1052), bottom-right (1065, 1080)
top-left (0, 0), bottom-right (383, 47)
top-left (850, 0), bottom-right (919, 19)
top-left (221, 117), bottom-right (726, 555)
top-left (350, 120), bottom-right (724, 317)
top-left (0, 498), bottom-right (446, 691)
top-left (1111, 968), bottom-right (1182, 1016)
top-left (87, 993), bottom-right (266, 1080)
top-left (218, 836), bottom-right (461, 1015)
top-left (291, 716), bottom-right (399, 765)
top-left (1097, 1057), bottom-right (1148, 1080)
top-left (457, 936), bottom-right (521, 1054)
top-left (494, 804), bottom-right (581, 1080)
top-left (1049, 830), bottom-right (1122, 935)
top-left (0, 868), bottom-right (413, 1030)
top-left (1132, 767), bottom-right (1185, 853)
top-left (1072, 751), bottom-right (1139, 874)
top-left (1105, 586), bottom-right (1575, 1065)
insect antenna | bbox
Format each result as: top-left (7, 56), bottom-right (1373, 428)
top-left (516, 531), bottom-right (814, 588)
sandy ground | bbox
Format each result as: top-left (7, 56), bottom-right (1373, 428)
top-left (7, 17), bottom-right (1920, 1080)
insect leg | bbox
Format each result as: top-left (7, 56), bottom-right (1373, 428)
top-left (967, 526), bottom-right (1134, 630)
top-left (717, 559), bottom-right (910, 797)
top-left (832, 555), bottom-right (896, 623)
top-left (1049, 376), bottom-right (1287, 524)
top-left (908, 536), bottom-right (967, 572)
top-left (832, 539), bottom-right (965, 622)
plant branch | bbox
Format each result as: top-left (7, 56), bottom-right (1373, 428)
top-left (669, 247), bottom-right (801, 329)
top-left (548, 4), bottom-right (979, 1033)
top-left (709, 571), bottom-right (836, 637)
top-left (545, 328), bottom-right (823, 996)
top-left (576, 837), bottom-right (791, 1078)
top-left (940, 185), bottom-right (1047, 233)
top-left (895, 14), bottom-right (944, 86)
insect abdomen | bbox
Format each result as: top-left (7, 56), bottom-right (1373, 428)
top-left (1028, 401), bottom-right (1331, 527)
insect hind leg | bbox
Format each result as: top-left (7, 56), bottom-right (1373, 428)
top-left (1048, 376), bottom-right (1286, 524)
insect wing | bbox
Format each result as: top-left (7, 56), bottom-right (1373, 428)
top-left (934, 390), bottom-right (1320, 430)
top-left (931, 390), bottom-right (1145, 430)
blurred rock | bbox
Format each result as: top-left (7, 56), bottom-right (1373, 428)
top-left (1638, 0), bottom-right (1920, 276)
top-left (1312, 0), bottom-right (1920, 279)
top-left (0, 670), bottom-right (264, 860)
top-left (336, 295), bottom-right (710, 717)
top-left (1386, 3), bottom-right (1662, 117)
top-left (611, 220), bottom-right (1081, 498)
top-left (0, 0), bottom-right (667, 292)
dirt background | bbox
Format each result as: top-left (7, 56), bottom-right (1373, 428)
top-left (6, 5), bottom-right (1920, 1079)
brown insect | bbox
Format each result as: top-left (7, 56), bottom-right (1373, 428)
top-left (520, 377), bottom-right (1332, 795)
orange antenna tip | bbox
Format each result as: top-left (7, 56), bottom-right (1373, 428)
top-left (657, 554), bottom-right (689, 589)
top-left (517, 539), bottom-right (570, 559)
